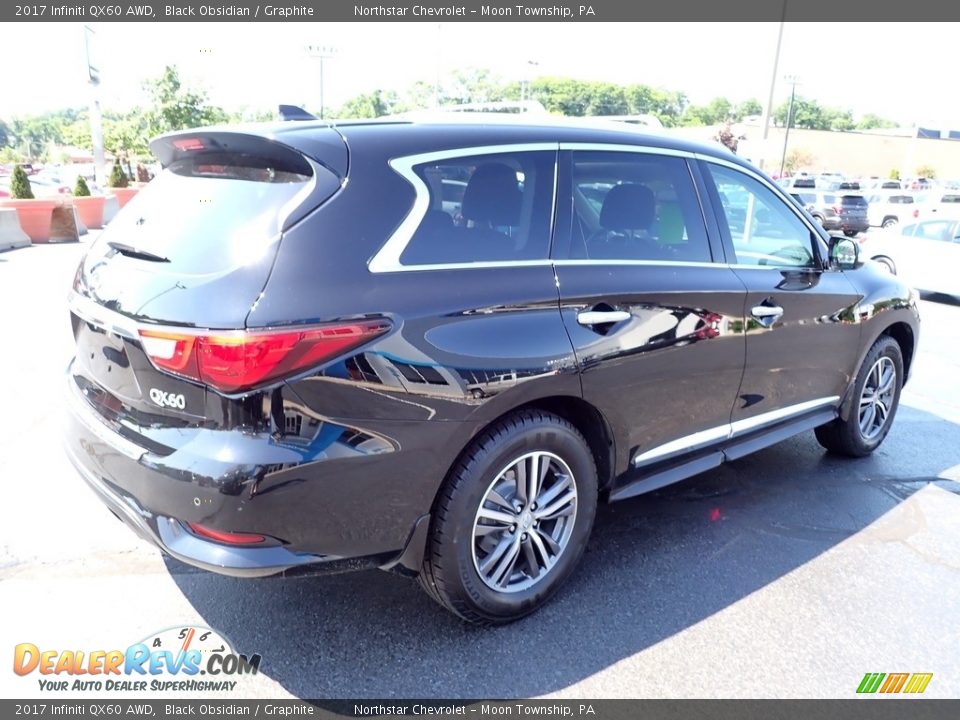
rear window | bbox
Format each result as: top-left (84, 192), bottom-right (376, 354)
top-left (841, 195), bottom-right (867, 207)
top-left (95, 151), bottom-right (320, 274)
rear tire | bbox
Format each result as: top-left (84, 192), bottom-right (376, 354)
top-left (881, 217), bottom-right (898, 229)
top-left (815, 336), bottom-right (903, 457)
top-left (418, 410), bottom-right (598, 624)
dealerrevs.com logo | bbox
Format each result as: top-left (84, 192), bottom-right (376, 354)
top-left (13, 626), bottom-right (262, 693)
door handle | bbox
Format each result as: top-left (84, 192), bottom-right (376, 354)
top-left (577, 310), bottom-right (631, 326)
top-left (750, 304), bottom-right (784, 328)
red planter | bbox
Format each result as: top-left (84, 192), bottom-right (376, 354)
top-left (72, 196), bottom-right (106, 229)
top-left (0, 198), bottom-right (58, 243)
top-left (110, 187), bottom-right (139, 209)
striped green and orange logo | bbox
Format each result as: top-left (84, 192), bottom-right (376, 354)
top-left (857, 672), bottom-right (933, 694)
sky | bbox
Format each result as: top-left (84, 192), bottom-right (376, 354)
top-left (0, 22), bottom-right (954, 127)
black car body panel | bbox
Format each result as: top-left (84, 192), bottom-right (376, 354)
top-left (65, 117), bottom-right (920, 580)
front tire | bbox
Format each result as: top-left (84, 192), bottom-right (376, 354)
top-left (871, 255), bottom-right (896, 274)
top-left (815, 336), bottom-right (903, 457)
top-left (418, 410), bottom-right (598, 624)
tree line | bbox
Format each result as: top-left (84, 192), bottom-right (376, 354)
top-left (0, 66), bottom-right (899, 164)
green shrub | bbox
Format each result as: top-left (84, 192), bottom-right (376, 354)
top-left (74, 175), bottom-right (91, 197)
top-left (10, 165), bottom-right (34, 199)
top-left (888, 168), bottom-right (900, 180)
top-left (108, 162), bottom-right (129, 189)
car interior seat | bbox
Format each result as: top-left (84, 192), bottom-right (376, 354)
top-left (587, 183), bottom-right (660, 259)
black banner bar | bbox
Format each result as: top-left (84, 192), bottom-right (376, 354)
top-left (1, 700), bottom-right (959, 720)
top-left (4, 0), bottom-right (960, 23)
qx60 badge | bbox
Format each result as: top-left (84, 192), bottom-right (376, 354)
top-left (149, 388), bottom-right (186, 410)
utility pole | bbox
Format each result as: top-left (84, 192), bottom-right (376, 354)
top-left (84, 25), bottom-right (106, 187)
top-left (758, 16), bottom-right (786, 171)
top-left (305, 44), bottom-right (337, 119)
top-left (779, 75), bottom-right (801, 178)
top-left (520, 60), bottom-right (539, 106)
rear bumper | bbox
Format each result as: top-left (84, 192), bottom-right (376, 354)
top-left (841, 218), bottom-right (869, 233)
top-left (63, 365), bottom-right (443, 577)
top-left (65, 444), bottom-right (330, 577)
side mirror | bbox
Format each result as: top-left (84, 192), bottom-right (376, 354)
top-left (828, 235), bottom-right (861, 270)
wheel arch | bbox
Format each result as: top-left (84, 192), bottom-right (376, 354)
top-left (881, 321), bottom-right (916, 379)
top-left (439, 395), bottom-right (616, 505)
top-left (838, 319), bottom-right (916, 422)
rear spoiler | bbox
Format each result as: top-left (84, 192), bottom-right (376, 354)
top-left (149, 126), bottom-right (348, 179)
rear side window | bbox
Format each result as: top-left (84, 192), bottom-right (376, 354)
top-left (889, 195), bottom-right (914, 204)
top-left (96, 150), bottom-right (320, 274)
top-left (567, 151), bottom-right (711, 263)
top-left (399, 150), bottom-right (555, 265)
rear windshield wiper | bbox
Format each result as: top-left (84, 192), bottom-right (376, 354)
top-left (107, 241), bottom-right (170, 263)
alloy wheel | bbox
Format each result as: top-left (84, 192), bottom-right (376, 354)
top-left (471, 451), bottom-right (578, 593)
top-left (858, 356), bottom-right (896, 441)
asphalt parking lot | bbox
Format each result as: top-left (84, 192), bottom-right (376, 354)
top-left (0, 238), bottom-right (958, 699)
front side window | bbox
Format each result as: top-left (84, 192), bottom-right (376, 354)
top-left (399, 150), bottom-right (555, 266)
top-left (568, 151), bottom-right (711, 262)
top-left (708, 163), bottom-right (818, 268)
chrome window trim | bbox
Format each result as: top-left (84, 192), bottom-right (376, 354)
top-left (632, 396), bottom-right (839, 467)
top-left (559, 143), bottom-right (697, 159)
top-left (552, 259), bottom-right (721, 270)
top-left (367, 143), bottom-right (559, 274)
top-left (695, 153), bottom-right (829, 267)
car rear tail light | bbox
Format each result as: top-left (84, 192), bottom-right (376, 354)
top-left (172, 137), bottom-right (206, 151)
top-left (139, 320), bottom-right (390, 393)
top-left (913, 209), bottom-right (919, 218)
top-left (832, 206), bottom-right (842, 214)
top-left (186, 523), bottom-right (264, 545)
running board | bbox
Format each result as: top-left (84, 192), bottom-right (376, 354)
top-left (609, 408), bottom-right (837, 503)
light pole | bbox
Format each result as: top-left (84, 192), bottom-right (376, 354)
top-left (520, 60), bottom-right (539, 106)
top-left (84, 25), bottom-right (106, 187)
top-left (779, 75), bottom-right (801, 178)
top-left (305, 44), bottom-right (337, 119)
top-left (758, 18), bottom-right (785, 171)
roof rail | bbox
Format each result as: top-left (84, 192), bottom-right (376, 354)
top-left (278, 105), bottom-right (318, 121)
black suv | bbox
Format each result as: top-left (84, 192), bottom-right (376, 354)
top-left (836, 193), bottom-right (870, 236)
top-left (65, 116), bottom-right (919, 624)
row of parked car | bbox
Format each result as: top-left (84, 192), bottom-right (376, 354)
top-left (783, 177), bottom-right (960, 238)
top-left (857, 214), bottom-right (959, 299)
top-left (778, 175), bottom-right (959, 297)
